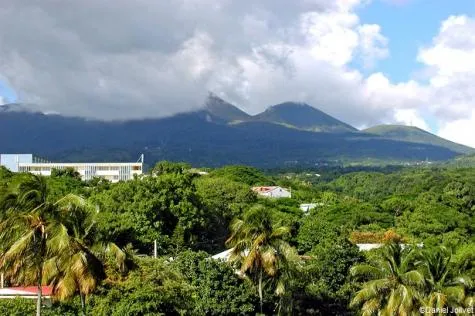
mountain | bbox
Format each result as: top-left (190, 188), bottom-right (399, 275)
top-left (0, 103), bottom-right (37, 113)
top-left (253, 102), bottom-right (357, 132)
top-left (445, 154), bottom-right (475, 167)
top-left (0, 102), bottom-right (469, 168)
top-left (362, 125), bottom-right (474, 155)
top-left (203, 93), bottom-right (251, 123)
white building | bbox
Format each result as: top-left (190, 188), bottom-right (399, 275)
top-left (1, 153), bottom-right (143, 183)
top-left (356, 243), bottom-right (424, 251)
top-left (252, 186), bottom-right (291, 198)
top-left (300, 203), bottom-right (317, 214)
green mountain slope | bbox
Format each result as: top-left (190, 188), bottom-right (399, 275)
top-left (445, 153), bottom-right (475, 167)
top-left (253, 102), bottom-right (357, 132)
top-left (362, 125), bottom-right (474, 154)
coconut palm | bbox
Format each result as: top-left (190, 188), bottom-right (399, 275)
top-left (416, 247), bottom-right (467, 313)
top-left (43, 194), bottom-right (131, 315)
top-left (451, 246), bottom-right (475, 309)
top-left (0, 174), bottom-right (63, 316)
top-left (226, 205), bottom-right (300, 314)
top-left (350, 243), bottom-right (425, 316)
top-left (0, 174), bottom-right (131, 316)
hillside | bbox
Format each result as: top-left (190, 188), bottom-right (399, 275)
top-left (445, 153), bottom-right (475, 167)
top-left (253, 102), bottom-right (357, 132)
top-left (203, 93), bottom-right (251, 123)
top-left (362, 125), bottom-right (474, 155)
top-left (0, 106), bottom-right (464, 168)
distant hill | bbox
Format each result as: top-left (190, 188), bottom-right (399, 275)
top-left (362, 125), bottom-right (474, 155)
top-left (253, 102), bottom-right (357, 132)
top-left (445, 154), bottom-right (475, 168)
top-left (0, 105), bottom-right (465, 168)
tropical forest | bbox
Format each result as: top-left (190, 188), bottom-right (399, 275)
top-left (0, 162), bottom-right (474, 315)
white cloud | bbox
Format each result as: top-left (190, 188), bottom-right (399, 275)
top-left (358, 24), bottom-right (389, 68)
top-left (0, 95), bottom-right (4, 105)
top-left (0, 0), bottom-right (473, 150)
top-left (412, 15), bottom-right (475, 147)
top-left (438, 111), bottom-right (475, 148)
top-left (394, 109), bottom-right (429, 131)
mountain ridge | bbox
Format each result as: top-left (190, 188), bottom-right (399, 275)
top-left (0, 96), bottom-right (472, 167)
top-left (362, 124), bottom-right (474, 155)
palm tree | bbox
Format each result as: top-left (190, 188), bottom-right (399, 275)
top-left (43, 194), bottom-right (130, 315)
top-left (416, 247), bottom-right (466, 313)
top-left (226, 205), bottom-right (300, 314)
top-left (451, 246), bottom-right (475, 309)
top-left (0, 174), bottom-right (130, 316)
top-left (350, 243), bottom-right (425, 316)
top-left (0, 174), bottom-right (61, 316)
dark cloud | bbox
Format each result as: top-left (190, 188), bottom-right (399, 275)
top-left (0, 0), bottom-right (392, 125)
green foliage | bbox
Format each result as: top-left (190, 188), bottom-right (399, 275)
top-left (211, 165), bottom-right (271, 186)
top-left (297, 218), bottom-right (339, 254)
top-left (172, 250), bottom-right (257, 315)
top-left (194, 176), bottom-right (257, 251)
top-left (50, 168), bottom-right (81, 179)
top-left (0, 299), bottom-right (79, 316)
top-left (351, 244), bottom-right (475, 315)
top-left (314, 199), bottom-right (394, 232)
top-left (1, 161), bottom-right (474, 315)
top-left (0, 165), bottom-right (13, 186)
top-left (226, 205), bottom-right (301, 314)
top-left (293, 238), bottom-right (363, 315)
top-left (90, 258), bottom-right (193, 316)
top-left (151, 161), bottom-right (191, 175)
top-left (0, 299), bottom-right (37, 316)
top-left (46, 169), bottom-right (85, 202)
top-left (350, 243), bottom-right (425, 315)
top-left (396, 198), bottom-right (472, 244)
top-left (89, 172), bottom-right (204, 253)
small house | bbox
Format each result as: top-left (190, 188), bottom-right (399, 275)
top-left (251, 186), bottom-right (291, 198)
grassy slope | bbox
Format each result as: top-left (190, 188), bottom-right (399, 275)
top-left (362, 125), bottom-right (474, 155)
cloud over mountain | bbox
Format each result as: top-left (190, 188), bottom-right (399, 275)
top-left (0, 1), bottom-right (474, 146)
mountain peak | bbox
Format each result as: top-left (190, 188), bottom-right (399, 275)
top-left (203, 93), bottom-right (250, 122)
top-left (0, 103), bottom-right (61, 116)
top-left (254, 101), bottom-right (357, 132)
top-left (0, 103), bottom-right (34, 113)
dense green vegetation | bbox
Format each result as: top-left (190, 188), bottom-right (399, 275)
top-left (0, 163), bottom-right (473, 315)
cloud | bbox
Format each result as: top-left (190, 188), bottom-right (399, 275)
top-left (0, 0), bottom-right (392, 123)
top-left (358, 24), bottom-right (389, 68)
top-left (0, 0), bottom-right (473, 150)
top-left (412, 15), bottom-right (475, 147)
top-left (394, 109), bottom-right (429, 131)
top-left (438, 111), bottom-right (475, 148)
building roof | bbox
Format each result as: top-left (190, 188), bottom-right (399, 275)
top-left (251, 186), bottom-right (287, 193)
top-left (0, 286), bottom-right (53, 297)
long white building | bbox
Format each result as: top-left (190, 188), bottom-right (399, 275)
top-left (0, 154), bottom-right (143, 183)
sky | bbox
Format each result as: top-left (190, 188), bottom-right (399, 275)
top-left (0, 0), bottom-right (475, 147)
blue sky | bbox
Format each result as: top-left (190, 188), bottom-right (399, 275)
top-left (358, 0), bottom-right (475, 82)
top-left (0, 82), bottom-right (16, 103)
